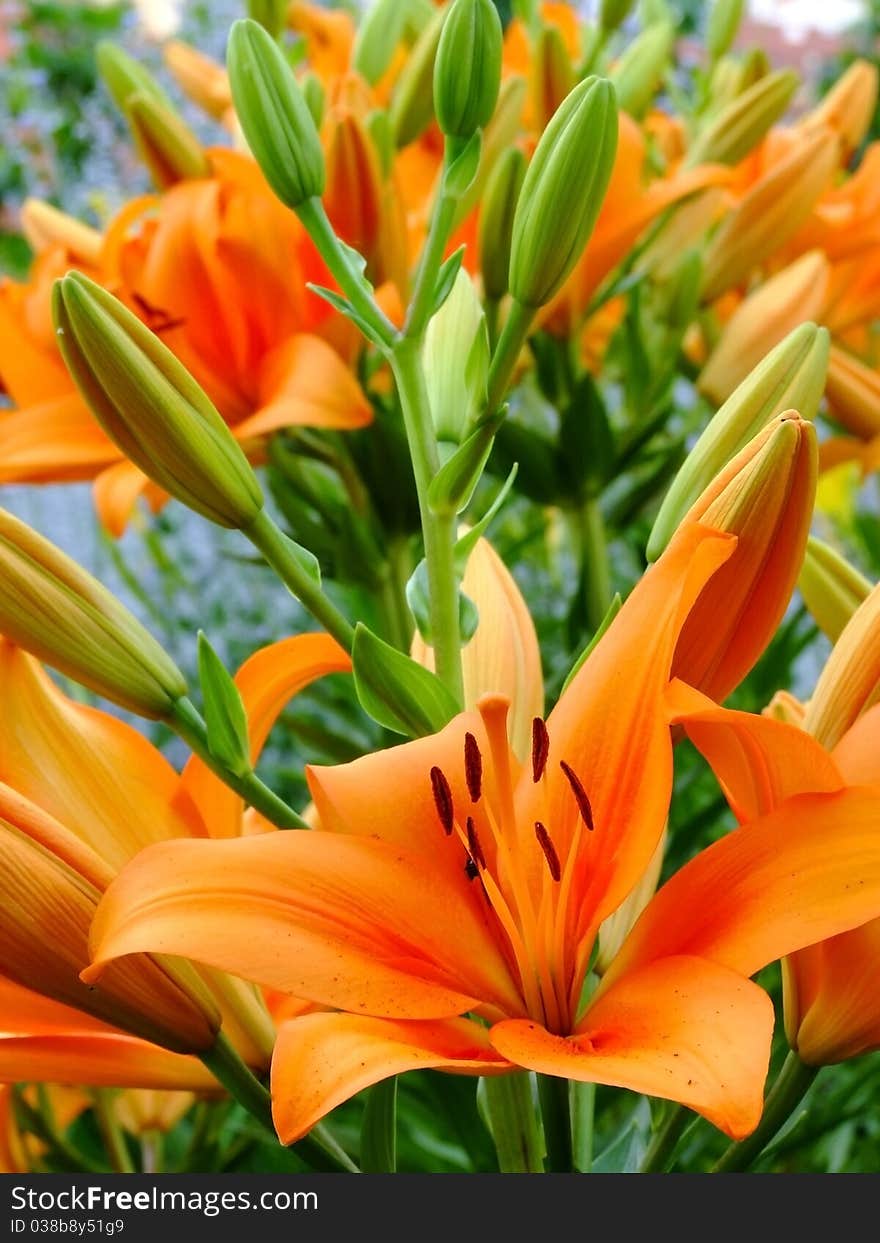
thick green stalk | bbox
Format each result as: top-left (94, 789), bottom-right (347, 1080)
top-left (571, 1082), bottom-right (596, 1172)
top-left (244, 508), bottom-right (356, 652)
top-left (577, 496), bottom-right (612, 633)
top-left (170, 696), bottom-right (309, 830)
top-left (481, 1074), bottom-right (545, 1173)
top-left (93, 1090), bottom-right (135, 1174)
top-left (639, 1105), bottom-right (691, 1173)
top-left (295, 198), bottom-right (396, 347)
top-left (537, 1074), bottom-right (573, 1173)
top-left (199, 1033), bottom-right (359, 1173)
top-left (712, 1053), bottom-right (819, 1173)
top-left (390, 339), bottom-right (464, 703)
top-left (486, 298), bottom-right (536, 414)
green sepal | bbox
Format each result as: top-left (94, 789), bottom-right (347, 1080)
top-left (197, 632), bottom-right (251, 778)
top-left (352, 622), bottom-right (459, 736)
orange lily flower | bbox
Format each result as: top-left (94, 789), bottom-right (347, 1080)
top-left (0, 631), bottom-right (349, 1087)
top-left (668, 580), bottom-right (880, 1066)
top-left (0, 150), bottom-right (371, 534)
top-left (87, 526), bottom-right (880, 1143)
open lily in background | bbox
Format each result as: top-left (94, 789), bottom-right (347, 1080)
top-left (85, 525), bottom-right (880, 1154)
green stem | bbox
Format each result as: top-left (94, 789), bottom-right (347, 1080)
top-left (640, 1105), bottom-right (691, 1173)
top-left (92, 1090), bottom-right (135, 1174)
top-left (570, 1082), bottom-right (596, 1172)
top-left (712, 1053), bottom-right (819, 1173)
top-left (537, 1075), bottom-right (573, 1173)
top-left (295, 198), bottom-right (396, 348)
top-left (199, 1032), bottom-right (360, 1174)
top-left (15, 1089), bottom-right (105, 1174)
top-left (577, 495), bottom-right (612, 633)
top-left (170, 697), bottom-right (309, 830)
top-left (245, 508), bottom-right (356, 652)
top-left (360, 1079), bottom-right (398, 1173)
top-left (486, 298), bottom-right (536, 414)
top-left (390, 339), bottom-right (464, 703)
top-left (481, 1073), bottom-right (545, 1173)
top-left (405, 191), bottom-right (457, 338)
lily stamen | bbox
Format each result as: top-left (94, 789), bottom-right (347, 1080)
top-left (464, 732), bottom-right (483, 802)
top-left (559, 760), bottom-right (595, 830)
top-left (534, 821), bottom-right (561, 882)
top-left (531, 717), bottom-right (550, 783)
top-left (430, 765), bottom-right (455, 835)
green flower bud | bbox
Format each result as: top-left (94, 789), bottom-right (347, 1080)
top-left (610, 21), bottom-right (674, 119)
top-left (647, 323), bottom-right (829, 560)
top-left (479, 146), bottom-right (526, 301)
top-left (389, 5), bottom-right (447, 148)
top-left (706, 0), bottom-right (745, 61)
top-left (799, 536), bottom-right (872, 643)
top-left (509, 76), bottom-right (619, 309)
top-left (687, 68), bottom-right (798, 167)
top-left (600, 0), bottom-right (636, 33)
top-left (423, 269), bottom-right (489, 443)
top-left (434, 0), bottom-right (503, 138)
top-left (226, 17), bottom-right (325, 208)
top-left (354, 0), bottom-right (429, 86)
top-left (0, 506), bottom-right (186, 718)
top-left (53, 272), bottom-right (264, 531)
top-left (246, 0), bottom-right (288, 38)
top-left (96, 40), bottom-right (172, 114)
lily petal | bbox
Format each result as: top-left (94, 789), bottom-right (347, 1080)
top-left (0, 397), bottom-right (119, 483)
top-left (667, 678), bottom-right (843, 819)
top-left (180, 634), bottom-right (350, 838)
top-left (87, 831), bottom-right (523, 1019)
top-left (239, 334), bottom-right (372, 440)
top-left (490, 955), bottom-right (772, 1139)
top-left (833, 705), bottom-right (880, 785)
top-left (271, 1014), bottom-right (509, 1143)
top-left (604, 787), bottom-right (880, 987)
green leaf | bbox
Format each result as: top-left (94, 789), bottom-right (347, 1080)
top-left (360, 1079), bottom-right (398, 1173)
top-left (454, 463), bottom-right (518, 565)
top-left (560, 592), bottom-right (622, 694)
top-left (197, 632), bottom-right (251, 777)
top-left (352, 622), bottom-right (459, 736)
top-left (306, 283), bottom-right (385, 348)
top-left (405, 560), bottom-right (479, 645)
top-left (559, 374), bottom-right (616, 500)
top-left (427, 411), bottom-right (503, 516)
top-left (431, 244), bottom-right (467, 318)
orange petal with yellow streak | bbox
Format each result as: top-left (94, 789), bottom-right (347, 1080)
top-left (271, 1014), bottom-right (510, 1143)
top-left (87, 831), bottom-right (523, 1020)
top-left (491, 955), bottom-right (773, 1139)
top-left (179, 634), bottom-right (350, 838)
top-left (604, 786), bottom-right (880, 989)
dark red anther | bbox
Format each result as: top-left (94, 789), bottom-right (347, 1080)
top-left (430, 766), bottom-right (454, 835)
top-left (464, 732), bottom-right (483, 803)
top-left (559, 760), bottom-right (594, 831)
top-left (534, 821), bottom-right (561, 882)
top-left (531, 717), bottom-right (550, 783)
top-left (466, 815), bottom-right (486, 868)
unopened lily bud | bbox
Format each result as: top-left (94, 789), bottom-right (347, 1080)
top-left (700, 128), bottom-right (838, 302)
top-left (763, 690), bottom-right (806, 727)
top-left (826, 344), bottom-right (880, 441)
top-left (323, 110), bottom-right (384, 276)
top-left (600, 0), bottom-right (636, 32)
top-left (799, 536), bottom-right (872, 644)
top-left (354, 0), bottom-right (409, 85)
top-left (530, 24), bottom-right (575, 131)
top-left (802, 59), bottom-right (879, 158)
top-left (479, 146), bottom-right (526, 301)
top-left (434, 0), bottom-right (502, 139)
top-left (164, 41), bottom-right (232, 121)
top-left (301, 72), bottom-right (326, 127)
top-left (706, 0), bottom-right (745, 61)
top-left (610, 21), bottom-right (674, 120)
top-left (699, 251), bottom-right (830, 405)
top-left (227, 18), bottom-right (325, 208)
top-left (670, 413), bottom-right (817, 702)
top-left (96, 40), bottom-right (172, 114)
top-left (509, 76), bottom-right (618, 308)
top-left (246, 0), bottom-right (288, 38)
top-left (53, 272), bottom-right (264, 531)
top-left (423, 269), bottom-right (489, 443)
top-left (126, 92), bottom-right (211, 188)
top-left (804, 579), bottom-right (880, 748)
top-left (19, 200), bottom-right (102, 265)
top-left (687, 68), bottom-right (798, 167)
top-left (649, 323), bottom-right (828, 558)
top-left (389, 5), bottom-right (447, 147)
top-left (0, 508), bottom-right (186, 718)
